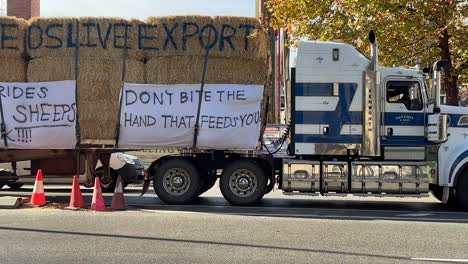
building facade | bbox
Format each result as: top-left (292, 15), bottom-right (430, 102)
top-left (7, 0), bottom-right (40, 19)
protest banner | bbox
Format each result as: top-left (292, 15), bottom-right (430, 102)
top-left (119, 83), bottom-right (264, 150)
top-left (0, 80), bottom-right (77, 149)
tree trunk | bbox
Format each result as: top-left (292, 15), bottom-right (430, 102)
top-left (438, 29), bottom-right (459, 106)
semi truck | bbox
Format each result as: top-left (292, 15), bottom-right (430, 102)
top-left (143, 32), bottom-right (468, 210)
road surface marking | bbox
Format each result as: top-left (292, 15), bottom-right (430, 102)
top-left (411, 258), bottom-right (468, 263)
top-left (396, 213), bottom-right (434, 217)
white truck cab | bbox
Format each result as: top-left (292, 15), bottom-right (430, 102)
top-left (285, 36), bottom-right (468, 208)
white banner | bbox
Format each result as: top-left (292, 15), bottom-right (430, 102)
top-left (0, 81), bottom-right (77, 149)
top-left (119, 83), bottom-right (264, 150)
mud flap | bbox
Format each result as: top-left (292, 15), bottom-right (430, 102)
top-left (140, 170), bottom-right (152, 196)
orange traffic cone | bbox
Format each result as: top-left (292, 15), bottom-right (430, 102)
top-left (30, 169), bottom-right (46, 206)
top-left (111, 175), bottom-right (126, 210)
top-left (66, 175), bottom-right (84, 210)
top-left (91, 177), bottom-right (106, 211)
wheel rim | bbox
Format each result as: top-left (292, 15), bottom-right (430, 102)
top-left (163, 168), bottom-right (191, 196)
top-left (229, 169), bottom-right (257, 197)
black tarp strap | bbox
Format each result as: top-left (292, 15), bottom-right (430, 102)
top-left (192, 21), bottom-right (215, 149)
top-left (0, 93), bottom-right (8, 147)
top-left (74, 21), bottom-right (81, 146)
top-left (114, 25), bottom-right (129, 149)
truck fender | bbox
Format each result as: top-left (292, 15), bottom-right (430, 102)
top-left (146, 155), bottom-right (182, 178)
top-left (450, 150), bottom-right (468, 187)
top-left (438, 138), bottom-right (468, 186)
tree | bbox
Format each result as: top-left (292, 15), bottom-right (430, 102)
top-left (265, 0), bottom-right (467, 105)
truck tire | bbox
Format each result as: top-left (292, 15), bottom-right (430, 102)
top-left (7, 183), bottom-right (24, 190)
top-left (199, 169), bottom-right (217, 195)
top-left (220, 160), bottom-right (267, 206)
top-left (0, 171), bottom-right (11, 190)
top-left (432, 187), bottom-right (457, 207)
top-left (153, 158), bottom-right (201, 205)
top-left (455, 170), bottom-right (468, 211)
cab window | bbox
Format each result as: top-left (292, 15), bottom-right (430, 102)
top-left (386, 81), bottom-right (423, 110)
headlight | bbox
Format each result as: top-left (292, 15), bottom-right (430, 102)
top-left (117, 154), bottom-right (135, 165)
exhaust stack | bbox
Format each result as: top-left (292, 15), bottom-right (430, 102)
top-left (369, 30), bottom-right (378, 71)
top-left (432, 61), bottom-right (447, 113)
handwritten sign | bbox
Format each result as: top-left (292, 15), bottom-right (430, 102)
top-left (0, 81), bottom-right (77, 149)
top-left (119, 83), bottom-right (264, 150)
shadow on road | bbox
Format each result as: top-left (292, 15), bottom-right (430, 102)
top-left (2, 188), bottom-right (467, 223)
top-left (0, 226), bottom-right (410, 261)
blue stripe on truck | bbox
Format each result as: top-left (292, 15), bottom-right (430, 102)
top-left (295, 82), bottom-right (360, 145)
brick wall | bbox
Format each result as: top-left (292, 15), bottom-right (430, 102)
top-left (7, 0), bottom-right (40, 19)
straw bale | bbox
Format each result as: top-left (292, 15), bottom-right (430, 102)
top-left (28, 57), bottom-right (145, 140)
top-left (0, 58), bottom-right (26, 82)
top-left (27, 57), bottom-right (144, 83)
top-left (144, 16), bottom-right (267, 61)
top-left (0, 17), bottom-right (27, 59)
top-left (146, 56), bottom-right (267, 85)
top-left (27, 17), bottom-right (144, 61)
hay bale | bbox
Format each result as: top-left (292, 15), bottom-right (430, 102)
top-left (27, 17), bottom-right (144, 61)
top-left (144, 16), bottom-right (268, 61)
top-left (0, 17), bottom-right (27, 82)
top-left (28, 57), bottom-right (145, 140)
top-left (0, 17), bottom-right (27, 59)
top-left (146, 56), bottom-right (267, 85)
top-left (0, 58), bottom-right (26, 82)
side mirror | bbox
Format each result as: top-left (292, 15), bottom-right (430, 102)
top-left (426, 98), bottom-right (434, 107)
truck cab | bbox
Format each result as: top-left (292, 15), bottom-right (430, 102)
top-left (284, 39), bottom-right (468, 208)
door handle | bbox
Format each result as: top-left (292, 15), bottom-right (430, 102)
top-left (387, 128), bottom-right (393, 136)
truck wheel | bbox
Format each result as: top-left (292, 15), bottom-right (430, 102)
top-left (220, 160), bottom-right (267, 206)
top-left (153, 158), bottom-right (201, 205)
top-left (432, 187), bottom-right (457, 207)
top-left (199, 169), bottom-right (217, 195)
top-left (7, 183), bottom-right (24, 190)
top-left (455, 170), bottom-right (468, 211)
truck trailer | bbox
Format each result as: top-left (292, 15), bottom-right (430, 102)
top-left (143, 33), bottom-right (468, 210)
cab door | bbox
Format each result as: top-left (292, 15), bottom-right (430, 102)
top-left (382, 78), bottom-right (427, 146)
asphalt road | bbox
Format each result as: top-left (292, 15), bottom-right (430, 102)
top-left (0, 184), bottom-right (468, 263)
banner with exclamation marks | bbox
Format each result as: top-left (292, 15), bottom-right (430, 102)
top-left (16, 128), bottom-right (32, 143)
top-left (0, 80), bottom-right (77, 149)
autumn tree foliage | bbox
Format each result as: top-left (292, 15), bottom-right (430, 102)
top-left (265, 0), bottom-right (467, 105)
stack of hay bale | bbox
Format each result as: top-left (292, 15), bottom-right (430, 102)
top-left (144, 16), bottom-right (268, 85)
top-left (0, 17), bottom-right (27, 82)
top-left (26, 17), bottom-right (145, 142)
